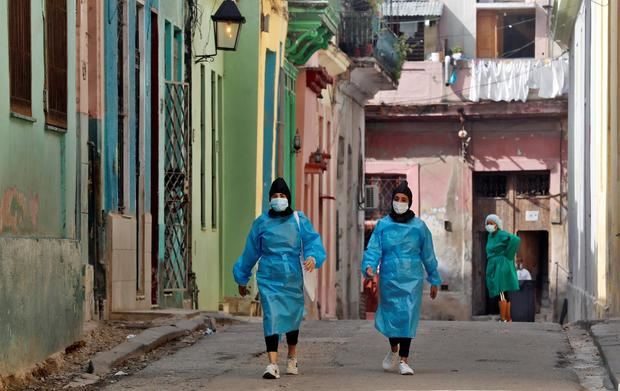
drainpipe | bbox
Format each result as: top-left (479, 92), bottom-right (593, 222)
top-left (444, 55), bottom-right (452, 86)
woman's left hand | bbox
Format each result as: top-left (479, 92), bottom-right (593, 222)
top-left (430, 285), bottom-right (438, 300)
top-left (304, 257), bottom-right (316, 272)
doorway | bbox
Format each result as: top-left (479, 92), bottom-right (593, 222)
top-left (516, 231), bottom-right (549, 314)
top-left (471, 171), bottom-right (551, 316)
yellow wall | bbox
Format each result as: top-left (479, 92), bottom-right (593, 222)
top-left (592, 0), bottom-right (609, 314)
top-left (607, 0), bottom-right (620, 315)
top-left (255, 0), bottom-right (289, 215)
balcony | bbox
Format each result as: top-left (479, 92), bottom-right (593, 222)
top-left (339, 10), bottom-right (402, 96)
top-left (286, 0), bottom-right (341, 65)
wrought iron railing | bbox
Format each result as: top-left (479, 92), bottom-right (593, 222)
top-left (338, 11), bottom-right (402, 81)
top-left (163, 81), bottom-right (190, 292)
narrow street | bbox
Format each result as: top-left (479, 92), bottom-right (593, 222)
top-left (104, 320), bottom-right (582, 390)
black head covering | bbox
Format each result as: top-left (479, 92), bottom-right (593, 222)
top-left (268, 177), bottom-right (294, 217)
top-left (389, 181), bottom-right (416, 223)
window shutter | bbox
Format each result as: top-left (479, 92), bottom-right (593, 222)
top-left (45, 0), bottom-right (68, 128)
top-left (9, 0), bottom-right (32, 116)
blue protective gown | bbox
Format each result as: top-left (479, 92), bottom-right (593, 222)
top-left (362, 216), bottom-right (442, 338)
top-left (233, 212), bottom-right (326, 336)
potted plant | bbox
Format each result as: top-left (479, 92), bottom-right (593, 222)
top-left (451, 46), bottom-right (464, 60)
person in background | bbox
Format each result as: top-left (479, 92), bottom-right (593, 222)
top-left (233, 178), bottom-right (326, 379)
top-left (362, 181), bottom-right (441, 376)
top-left (516, 259), bottom-right (532, 281)
top-left (485, 214), bottom-right (521, 322)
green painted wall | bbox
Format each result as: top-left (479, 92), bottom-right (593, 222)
top-left (0, 1), bottom-right (83, 376)
top-left (0, 1), bottom-right (78, 238)
top-left (191, 0), bottom-right (226, 311)
top-left (220, 0), bottom-right (261, 298)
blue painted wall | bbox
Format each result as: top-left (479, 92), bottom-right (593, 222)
top-left (103, 0), bottom-right (155, 214)
top-left (262, 50), bottom-right (277, 211)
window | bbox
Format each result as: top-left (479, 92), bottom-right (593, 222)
top-left (474, 174), bottom-right (508, 198)
top-left (211, 72), bottom-right (218, 229)
top-left (200, 65), bottom-right (206, 229)
top-left (164, 22), bottom-right (172, 80)
top-left (364, 174), bottom-right (407, 220)
top-left (45, 0), bottom-right (68, 128)
top-left (9, 0), bottom-right (32, 116)
top-left (214, 75), bottom-right (223, 229)
top-left (390, 18), bottom-right (438, 61)
top-left (515, 172), bottom-right (550, 197)
top-left (174, 29), bottom-right (182, 81)
top-left (476, 10), bottom-right (535, 59)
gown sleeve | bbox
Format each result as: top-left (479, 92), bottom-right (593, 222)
top-left (421, 222), bottom-right (442, 286)
top-left (361, 220), bottom-right (383, 278)
top-left (503, 231), bottom-right (521, 261)
top-left (298, 212), bottom-right (327, 269)
top-left (233, 217), bottom-right (263, 286)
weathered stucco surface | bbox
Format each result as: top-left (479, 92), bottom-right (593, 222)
top-left (0, 238), bottom-right (83, 376)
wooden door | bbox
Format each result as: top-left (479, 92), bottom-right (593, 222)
top-left (477, 10), bottom-right (499, 58)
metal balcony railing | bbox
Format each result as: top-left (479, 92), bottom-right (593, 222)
top-left (338, 11), bottom-right (402, 81)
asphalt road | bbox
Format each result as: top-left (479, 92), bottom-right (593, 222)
top-left (104, 319), bottom-right (584, 391)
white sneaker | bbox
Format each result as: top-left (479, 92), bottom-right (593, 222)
top-left (399, 361), bottom-right (415, 375)
top-left (263, 363), bottom-right (280, 379)
top-left (286, 357), bottom-right (299, 375)
top-left (382, 351), bottom-right (399, 371)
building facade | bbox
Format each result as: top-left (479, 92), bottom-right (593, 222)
top-left (552, 0), bottom-right (620, 321)
top-left (0, 0), bottom-right (85, 375)
top-left (364, 0), bottom-right (569, 321)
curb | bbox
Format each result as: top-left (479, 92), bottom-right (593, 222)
top-left (90, 315), bottom-right (213, 376)
top-left (590, 321), bottom-right (620, 391)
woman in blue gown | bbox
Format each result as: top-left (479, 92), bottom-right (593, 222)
top-left (234, 178), bottom-right (326, 379)
top-left (362, 181), bottom-right (441, 375)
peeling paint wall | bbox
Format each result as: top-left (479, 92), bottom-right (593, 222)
top-left (366, 117), bottom-right (568, 320)
top-left (0, 0), bottom-right (84, 375)
top-left (0, 239), bottom-right (83, 376)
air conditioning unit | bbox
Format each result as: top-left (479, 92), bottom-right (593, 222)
top-left (365, 185), bottom-right (380, 210)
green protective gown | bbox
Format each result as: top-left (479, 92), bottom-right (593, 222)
top-left (485, 229), bottom-right (520, 298)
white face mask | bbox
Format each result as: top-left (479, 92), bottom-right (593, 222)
top-left (270, 198), bottom-right (289, 212)
top-left (392, 201), bottom-right (409, 215)
top-left (485, 224), bottom-right (496, 233)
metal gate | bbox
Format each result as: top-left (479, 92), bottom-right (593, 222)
top-left (163, 82), bottom-right (190, 302)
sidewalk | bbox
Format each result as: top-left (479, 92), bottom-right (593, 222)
top-left (591, 319), bottom-right (620, 390)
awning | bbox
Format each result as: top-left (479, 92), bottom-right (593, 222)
top-left (381, 0), bottom-right (443, 18)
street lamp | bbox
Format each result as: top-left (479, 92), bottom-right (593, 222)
top-left (195, 0), bottom-right (246, 63)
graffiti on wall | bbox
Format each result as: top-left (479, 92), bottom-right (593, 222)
top-left (0, 187), bottom-right (39, 235)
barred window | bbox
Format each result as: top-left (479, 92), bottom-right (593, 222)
top-left (516, 172), bottom-right (550, 197)
top-left (474, 174), bottom-right (508, 198)
top-left (365, 174), bottom-right (407, 219)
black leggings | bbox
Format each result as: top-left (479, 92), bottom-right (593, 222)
top-left (389, 337), bottom-right (412, 358)
top-left (265, 330), bottom-right (299, 352)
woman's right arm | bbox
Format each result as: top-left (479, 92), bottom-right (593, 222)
top-left (361, 222), bottom-right (382, 278)
top-left (233, 218), bottom-right (263, 286)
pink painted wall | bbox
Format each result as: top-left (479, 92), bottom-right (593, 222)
top-left (364, 118), bottom-right (567, 319)
top-left (295, 61), bottom-right (338, 319)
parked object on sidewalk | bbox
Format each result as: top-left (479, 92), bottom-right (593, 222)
top-left (233, 178), bottom-right (327, 378)
top-left (510, 280), bottom-right (536, 322)
top-left (484, 214), bottom-right (520, 322)
top-left (362, 181), bottom-right (441, 372)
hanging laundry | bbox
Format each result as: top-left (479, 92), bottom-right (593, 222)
top-left (468, 54), bottom-right (569, 102)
